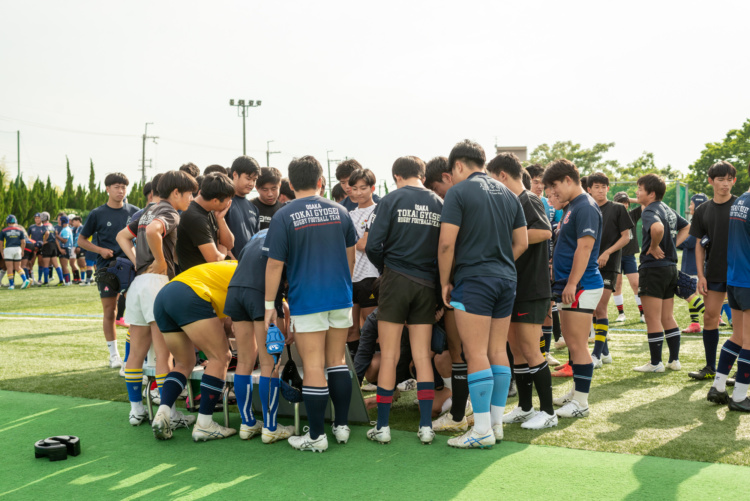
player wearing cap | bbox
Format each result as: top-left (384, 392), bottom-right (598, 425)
top-left (633, 174), bottom-right (690, 373)
top-left (706, 163), bottom-right (750, 411)
top-left (77, 173), bottom-right (140, 369)
top-left (1, 215), bottom-right (30, 289)
top-left (687, 162), bottom-right (737, 381)
top-left (542, 160), bottom-right (603, 419)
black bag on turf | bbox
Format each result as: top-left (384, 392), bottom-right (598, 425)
top-left (281, 345), bottom-right (303, 403)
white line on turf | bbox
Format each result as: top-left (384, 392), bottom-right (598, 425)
top-left (0, 316), bottom-right (101, 323)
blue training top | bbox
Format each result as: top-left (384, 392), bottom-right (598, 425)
top-left (542, 196), bottom-right (563, 224)
top-left (728, 192), bottom-right (750, 288)
top-left (553, 193), bottom-right (603, 290)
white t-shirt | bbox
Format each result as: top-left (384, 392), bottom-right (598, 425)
top-left (350, 204), bottom-right (380, 283)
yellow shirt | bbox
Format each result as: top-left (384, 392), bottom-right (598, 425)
top-left (172, 261), bottom-right (237, 318)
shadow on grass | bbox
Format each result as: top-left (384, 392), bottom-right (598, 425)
top-left (0, 367), bottom-right (127, 403)
top-left (2, 330), bottom-right (92, 342)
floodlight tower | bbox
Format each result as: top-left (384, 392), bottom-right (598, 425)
top-left (229, 99), bottom-right (262, 155)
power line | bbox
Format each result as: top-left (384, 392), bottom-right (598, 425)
top-left (0, 115), bottom-right (139, 138)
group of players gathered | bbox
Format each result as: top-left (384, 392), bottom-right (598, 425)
top-left (5, 140), bottom-right (749, 452)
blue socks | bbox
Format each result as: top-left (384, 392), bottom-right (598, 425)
top-left (703, 329), bottom-right (720, 371)
top-left (234, 374), bottom-right (256, 427)
top-left (665, 327), bottom-right (681, 363)
top-left (326, 365), bottom-right (351, 427)
top-left (416, 381), bottom-right (434, 428)
top-left (124, 368), bottom-right (143, 403)
top-left (302, 386), bottom-right (329, 439)
top-left (42, 267), bottom-right (49, 284)
top-left (258, 376), bottom-right (280, 431)
top-left (572, 363), bottom-right (594, 394)
top-left (490, 365), bottom-right (511, 408)
top-left (198, 374), bottom-right (224, 416)
top-left (376, 387), bottom-right (393, 429)
top-left (161, 372), bottom-right (187, 409)
top-left (647, 332), bottom-right (664, 365)
top-left (55, 267), bottom-right (63, 282)
top-left (468, 369), bottom-right (494, 433)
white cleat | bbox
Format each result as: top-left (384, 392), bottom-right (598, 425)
top-left (492, 424), bottom-right (504, 441)
top-left (502, 406), bottom-right (536, 424)
top-left (553, 388), bottom-right (575, 407)
top-left (129, 409), bottom-right (148, 426)
top-left (592, 355), bottom-right (603, 369)
top-left (397, 378), bottom-right (417, 391)
top-left (21, 280), bottom-right (30, 289)
top-left (192, 420), bottom-right (237, 442)
top-left (432, 412), bottom-right (468, 432)
top-left (633, 362), bottom-right (665, 373)
top-left (522, 411), bottom-right (559, 429)
top-left (332, 424), bottom-right (351, 444)
top-left (367, 425), bottom-right (391, 444)
top-left (262, 424), bottom-right (295, 444)
top-left (240, 421), bottom-right (263, 440)
top-left (170, 411), bottom-right (196, 430)
top-left (556, 399), bottom-right (590, 418)
top-left (601, 353), bottom-right (613, 364)
top-left (545, 352), bottom-right (561, 367)
top-left (142, 386), bottom-right (161, 405)
top-left (119, 367), bottom-right (126, 378)
top-left (666, 360), bottom-right (681, 371)
top-left (361, 382), bottom-right (377, 392)
top-left (615, 313), bottom-right (627, 323)
top-left (151, 410), bottom-right (172, 440)
top-left (418, 426), bottom-right (435, 444)
top-left (640, 314), bottom-right (645, 323)
top-left (447, 428), bottom-right (496, 449)
top-left (109, 355), bottom-right (123, 369)
top-left (289, 430), bottom-right (328, 452)
top-left (554, 338), bottom-right (567, 350)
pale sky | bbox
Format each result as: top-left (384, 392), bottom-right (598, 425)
top-left (1, 0), bottom-right (749, 195)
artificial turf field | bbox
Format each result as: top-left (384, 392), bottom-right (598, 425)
top-left (1, 280), bottom-right (749, 500)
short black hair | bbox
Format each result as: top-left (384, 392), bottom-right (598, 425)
top-left (230, 156), bottom-right (261, 179)
top-left (424, 156), bottom-right (450, 189)
top-left (157, 170), bottom-right (199, 199)
top-left (71, 216), bottom-right (82, 223)
top-left (194, 175), bottom-right (204, 197)
top-left (392, 156), bottom-right (425, 181)
top-left (348, 168), bottom-right (376, 187)
top-left (288, 156), bottom-right (323, 192)
top-left (331, 182), bottom-right (346, 202)
top-left (637, 173), bottom-right (666, 201)
top-left (280, 178), bottom-right (295, 200)
top-left (526, 164), bottom-right (544, 179)
top-left (179, 163), bottom-right (200, 179)
top-left (335, 159), bottom-right (363, 181)
top-left (151, 173), bottom-right (164, 196)
top-left (448, 139), bottom-right (486, 171)
top-left (521, 169), bottom-right (531, 190)
top-left (204, 164), bottom-right (228, 176)
top-left (104, 172), bottom-right (129, 187)
top-left (200, 172), bottom-right (235, 202)
top-left (257, 167), bottom-right (283, 187)
top-left (707, 161), bottom-right (737, 180)
top-left (542, 159), bottom-right (580, 187)
top-left (580, 176), bottom-right (588, 191)
top-left (142, 181), bottom-right (152, 198)
top-left (587, 172), bottom-right (609, 187)
top-left (486, 152), bottom-right (523, 179)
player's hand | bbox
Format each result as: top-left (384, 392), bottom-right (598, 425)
top-left (435, 307), bottom-right (444, 323)
top-left (562, 283), bottom-right (578, 305)
top-left (100, 248), bottom-right (114, 259)
top-left (646, 246), bottom-right (664, 260)
top-left (697, 277), bottom-right (708, 296)
top-left (147, 259), bottom-right (168, 275)
top-left (597, 252), bottom-right (609, 268)
top-left (216, 199), bottom-right (232, 219)
top-left (442, 284), bottom-right (454, 310)
top-left (285, 322), bottom-right (295, 346)
top-left (264, 307), bottom-right (278, 333)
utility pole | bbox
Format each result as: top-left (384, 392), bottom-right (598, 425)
top-left (229, 99), bottom-right (261, 155)
top-left (266, 140), bottom-right (280, 167)
top-left (16, 130), bottom-right (20, 187)
top-left (326, 150), bottom-right (336, 198)
top-left (141, 123), bottom-right (158, 185)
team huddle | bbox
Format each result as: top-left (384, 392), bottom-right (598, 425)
top-left (5, 140), bottom-right (749, 451)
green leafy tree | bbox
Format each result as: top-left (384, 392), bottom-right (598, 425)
top-left (528, 141), bottom-right (621, 177)
top-left (62, 156), bottom-right (75, 208)
top-left (687, 119), bottom-right (750, 197)
top-left (619, 151), bottom-right (684, 181)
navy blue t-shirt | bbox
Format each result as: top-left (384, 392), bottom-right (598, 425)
top-left (264, 195), bottom-right (357, 316)
top-left (229, 229), bottom-right (269, 292)
top-left (225, 195), bottom-right (261, 258)
top-left (1, 225), bottom-right (26, 248)
top-left (441, 172), bottom-right (526, 283)
top-left (80, 202), bottom-right (140, 267)
top-left (728, 192), bottom-right (750, 288)
top-left (639, 201), bottom-right (688, 269)
top-left (28, 224), bottom-right (46, 247)
top-left (553, 193), bottom-right (603, 289)
top-left (341, 193), bottom-right (381, 212)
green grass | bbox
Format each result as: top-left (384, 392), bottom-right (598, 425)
top-left (0, 277), bottom-right (748, 472)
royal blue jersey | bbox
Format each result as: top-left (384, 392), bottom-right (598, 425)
top-left (264, 195), bottom-right (357, 316)
top-left (229, 229), bottom-right (269, 292)
top-left (728, 192), bottom-right (750, 288)
top-left (553, 193), bottom-right (603, 289)
top-left (1, 226), bottom-right (26, 248)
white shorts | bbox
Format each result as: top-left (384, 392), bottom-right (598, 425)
top-left (290, 307), bottom-right (353, 333)
top-left (561, 288), bottom-right (604, 313)
top-left (124, 273), bottom-right (170, 326)
top-left (3, 247), bottom-right (23, 262)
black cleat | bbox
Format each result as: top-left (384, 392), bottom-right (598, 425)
top-left (688, 366), bottom-right (715, 381)
top-left (707, 386), bottom-right (729, 405)
top-left (728, 397), bottom-right (750, 412)
top-left (727, 372), bottom-right (736, 387)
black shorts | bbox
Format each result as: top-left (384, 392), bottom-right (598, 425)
top-left (638, 266), bottom-right (678, 300)
top-left (377, 267), bottom-right (436, 325)
top-left (41, 244), bottom-right (58, 258)
top-left (707, 282), bottom-right (727, 293)
top-left (22, 249), bottom-right (34, 261)
top-left (97, 279), bottom-right (120, 299)
top-left (601, 270), bottom-right (618, 292)
top-left (59, 248), bottom-right (71, 260)
top-left (353, 277), bottom-right (378, 308)
top-left (511, 298), bottom-right (549, 324)
top-left (728, 285), bottom-right (750, 311)
top-left (154, 281), bottom-right (217, 332)
top-left (224, 286), bottom-right (265, 322)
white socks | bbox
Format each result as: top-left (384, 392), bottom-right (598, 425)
top-left (490, 405), bottom-right (505, 427)
top-left (443, 377), bottom-right (452, 391)
top-left (635, 295), bottom-right (642, 306)
top-left (157, 404), bottom-right (171, 416)
top-left (197, 413), bottom-right (213, 428)
top-left (733, 383), bottom-right (749, 402)
top-left (107, 340), bottom-right (118, 358)
top-left (573, 390), bottom-right (589, 406)
top-left (473, 412), bottom-right (491, 435)
top-left (714, 373), bottom-right (728, 392)
top-left (613, 295), bottom-right (624, 307)
top-left (130, 401), bottom-right (145, 413)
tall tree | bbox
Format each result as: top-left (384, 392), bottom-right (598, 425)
top-left (528, 141), bottom-right (621, 177)
top-left (687, 119), bottom-right (750, 197)
top-left (62, 156), bottom-right (75, 208)
top-left (619, 151), bottom-right (683, 181)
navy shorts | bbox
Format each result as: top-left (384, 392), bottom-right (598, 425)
top-left (728, 286), bottom-right (750, 311)
top-left (450, 276), bottom-right (516, 319)
top-left (707, 282), bottom-right (727, 293)
top-left (154, 281), bottom-right (217, 333)
top-left (224, 286), bottom-right (265, 322)
top-left (621, 255), bottom-right (637, 275)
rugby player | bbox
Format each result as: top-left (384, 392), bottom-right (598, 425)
top-left (224, 156), bottom-right (261, 258)
top-left (1, 215), bottom-right (30, 289)
top-left (251, 167), bottom-right (284, 230)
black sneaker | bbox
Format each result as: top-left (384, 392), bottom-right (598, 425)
top-left (728, 397), bottom-right (750, 412)
top-left (707, 386), bottom-right (729, 405)
top-left (507, 379), bottom-right (517, 398)
top-left (727, 372), bottom-right (736, 387)
top-left (688, 366), bottom-right (715, 381)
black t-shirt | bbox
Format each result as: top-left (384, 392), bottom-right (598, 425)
top-left (599, 201), bottom-right (634, 272)
top-left (515, 190), bottom-right (552, 301)
top-left (176, 200), bottom-right (219, 271)
top-left (640, 202), bottom-right (688, 269)
top-left (80, 202), bottom-right (140, 268)
top-left (225, 195), bottom-right (260, 258)
top-left (622, 206), bottom-right (642, 256)
top-left (251, 198), bottom-right (284, 230)
top-left (689, 195), bottom-right (737, 283)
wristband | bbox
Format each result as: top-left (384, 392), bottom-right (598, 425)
top-left (265, 301), bottom-right (275, 310)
